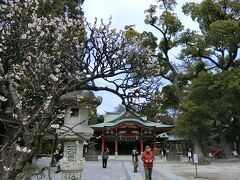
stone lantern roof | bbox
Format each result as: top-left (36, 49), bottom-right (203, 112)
top-left (60, 90), bottom-right (102, 107)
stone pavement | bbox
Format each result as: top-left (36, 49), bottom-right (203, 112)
top-left (32, 156), bottom-right (240, 180)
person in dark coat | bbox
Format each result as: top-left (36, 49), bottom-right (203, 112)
top-left (132, 147), bottom-right (139, 172)
top-left (102, 148), bottom-right (109, 168)
top-left (52, 143), bottom-right (63, 173)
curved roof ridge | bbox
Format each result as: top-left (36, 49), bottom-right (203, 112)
top-left (103, 110), bottom-right (126, 122)
top-left (105, 111), bottom-right (122, 115)
top-left (103, 110), bottom-right (148, 123)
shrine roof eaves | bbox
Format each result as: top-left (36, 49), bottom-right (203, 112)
top-left (90, 119), bottom-right (174, 129)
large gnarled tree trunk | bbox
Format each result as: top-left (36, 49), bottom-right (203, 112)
top-left (218, 126), bottom-right (234, 159)
top-left (192, 135), bottom-right (209, 165)
top-left (3, 127), bottom-right (35, 179)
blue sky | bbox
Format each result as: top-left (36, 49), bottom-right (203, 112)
top-left (82, 0), bottom-right (201, 114)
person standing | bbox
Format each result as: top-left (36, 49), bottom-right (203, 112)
top-left (53, 143), bottom-right (64, 173)
top-left (102, 148), bottom-right (109, 168)
top-left (83, 140), bottom-right (89, 157)
top-left (162, 146), bottom-right (166, 157)
top-left (132, 147), bottom-right (139, 172)
top-left (141, 146), bottom-right (155, 180)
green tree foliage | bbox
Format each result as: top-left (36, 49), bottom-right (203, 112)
top-left (140, 0), bottom-right (239, 111)
top-left (176, 67), bottom-right (240, 156)
top-left (124, 0), bottom-right (187, 115)
top-left (176, 72), bottom-right (215, 138)
top-left (181, 0), bottom-right (240, 71)
top-left (89, 113), bottom-right (104, 125)
top-left (138, 101), bottom-right (159, 121)
top-left (127, 0), bottom-right (239, 159)
top-left (37, 0), bottom-right (84, 17)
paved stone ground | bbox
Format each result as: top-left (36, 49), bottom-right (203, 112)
top-left (32, 156), bottom-right (240, 180)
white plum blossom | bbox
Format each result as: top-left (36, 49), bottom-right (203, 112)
top-left (16, 100), bottom-right (22, 109)
top-left (15, 146), bottom-right (32, 153)
top-left (15, 75), bottom-right (21, 80)
top-left (6, 13), bottom-right (12, 18)
top-left (3, 166), bottom-right (10, 172)
top-left (21, 34), bottom-right (27, 39)
top-left (49, 74), bottom-right (58, 81)
top-left (40, 85), bottom-right (45, 90)
top-left (47, 96), bottom-right (53, 99)
top-left (26, 30), bottom-right (30, 35)
top-left (23, 2), bottom-right (28, 7)
top-left (1, 4), bottom-right (7, 9)
top-left (57, 34), bottom-right (63, 41)
top-left (16, 145), bottom-right (21, 151)
top-left (26, 56), bottom-right (32, 61)
top-left (43, 100), bottom-right (51, 110)
top-left (40, 31), bottom-right (44, 37)
top-left (36, 26), bottom-right (41, 31)
top-left (27, 149), bottom-right (32, 153)
top-left (0, 95), bottom-right (7, 102)
top-left (27, 23), bottom-right (33, 28)
top-left (54, 68), bottom-right (60, 73)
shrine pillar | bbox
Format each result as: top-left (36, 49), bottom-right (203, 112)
top-left (153, 131), bottom-right (156, 148)
top-left (140, 130), bottom-right (144, 153)
top-left (101, 131), bottom-right (105, 153)
top-left (115, 129), bottom-right (118, 157)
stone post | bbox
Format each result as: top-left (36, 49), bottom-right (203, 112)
top-left (58, 90), bottom-right (102, 180)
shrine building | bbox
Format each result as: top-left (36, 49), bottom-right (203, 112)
top-left (91, 110), bottom-right (174, 156)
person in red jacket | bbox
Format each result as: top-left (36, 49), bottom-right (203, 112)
top-left (141, 145), bottom-right (155, 180)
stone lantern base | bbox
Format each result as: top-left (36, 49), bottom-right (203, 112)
top-left (58, 137), bottom-right (86, 180)
top-left (61, 162), bottom-right (84, 180)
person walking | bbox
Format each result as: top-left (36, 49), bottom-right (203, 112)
top-left (102, 148), bottom-right (109, 168)
top-left (188, 148), bottom-right (193, 163)
top-left (141, 145), bottom-right (155, 180)
top-left (132, 147), bottom-right (139, 172)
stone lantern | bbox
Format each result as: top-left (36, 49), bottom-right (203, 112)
top-left (58, 90), bottom-right (102, 180)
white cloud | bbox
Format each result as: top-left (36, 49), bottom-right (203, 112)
top-left (95, 91), bottom-right (122, 115)
top-left (83, 0), bottom-right (156, 31)
top-left (83, 0), bottom-right (201, 32)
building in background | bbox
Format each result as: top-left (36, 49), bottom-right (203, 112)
top-left (91, 110), bottom-right (174, 156)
